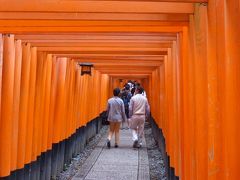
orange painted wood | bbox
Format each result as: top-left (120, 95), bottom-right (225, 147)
top-left (92, 63), bottom-right (162, 68)
top-left (160, 64), bottom-right (165, 130)
top-left (109, 74), bottom-right (150, 78)
top-left (0, 34), bottom-right (15, 177)
top-left (0, 1), bottom-right (194, 14)
top-left (37, 52), bottom-right (47, 154)
top-left (11, 40), bottom-right (22, 171)
top-left (15, 33), bottom-right (177, 42)
top-left (17, 43), bottom-right (31, 169)
top-left (67, 60), bottom-right (74, 135)
top-left (0, 1), bottom-right (239, 179)
top-left (87, 70), bottom-right (94, 120)
top-left (207, 1), bottom-right (221, 179)
top-left (47, 56), bottom-right (57, 150)
top-left (100, 74), bottom-right (110, 111)
top-left (164, 43), bottom-right (180, 175)
top-left (79, 74), bottom-right (86, 124)
top-left (0, 26), bottom-right (184, 34)
top-left (76, 59), bottom-right (164, 64)
top-left (64, 59), bottom-right (73, 137)
top-left (0, 12), bottom-right (190, 21)
top-left (15, 33), bottom-right (176, 40)
top-left (71, 60), bottom-right (77, 133)
top-left (88, 72), bottom-right (94, 121)
top-left (171, 41), bottom-right (181, 176)
top-left (192, 5), bottom-right (208, 179)
top-left (0, 34), bottom-right (1, 106)
top-left (25, 47), bottom-right (37, 164)
top-left (95, 70), bottom-right (102, 115)
top-left (221, 1), bottom-right (240, 179)
top-left (32, 52), bottom-right (44, 158)
top-left (59, 57), bottom-right (67, 140)
top-left (78, 74), bottom-right (85, 126)
top-left (178, 27), bottom-right (190, 180)
top-left (75, 68), bottom-right (82, 128)
top-left (186, 29), bottom-right (196, 176)
top-left (42, 54), bottom-right (53, 152)
top-left (82, 75), bottom-right (90, 125)
top-left (0, 20), bottom-right (188, 27)
top-left (71, 56), bottom-right (164, 62)
top-left (70, 60), bottom-right (77, 132)
top-left (52, 58), bottom-right (67, 143)
top-left (28, 42), bottom-right (172, 49)
top-left (37, 47), bottom-right (168, 54)
top-left (68, 61), bottom-right (74, 133)
top-left (166, 49), bottom-right (173, 159)
top-left (0, 35), bottom-right (2, 119)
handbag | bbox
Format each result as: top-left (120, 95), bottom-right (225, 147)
top-left (102, 111), bottom-right (109, 125)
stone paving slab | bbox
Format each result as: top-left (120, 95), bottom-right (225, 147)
top-left (72, 128), bottom-right (150, 180)
top-left (84, 170), bottom-right (137, 180)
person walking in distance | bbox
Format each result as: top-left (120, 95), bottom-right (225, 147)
top-left (106, 88), bottom-right (127, 148)
top-left (129, 86), bottom-right (150, 148)
top-left (120, 84), bottom-right (132, 129)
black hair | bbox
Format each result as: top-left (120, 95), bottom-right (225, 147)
top-left (136, 86), bottom-right (144, 94)
top-left (113, 87), bottom-right (121, 96)
top-left (124, 84), bottom-right (130, 90)
top-left (136, 82), bottom-right (140, 87)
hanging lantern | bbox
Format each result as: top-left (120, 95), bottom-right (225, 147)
top-left (78, 63), bottom-right (93, 76)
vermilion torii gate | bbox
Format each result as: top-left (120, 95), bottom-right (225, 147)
top-left (0, 0), bottom-right (239, 179)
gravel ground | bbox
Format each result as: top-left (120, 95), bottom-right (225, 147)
top-left (144, 122), bottom-right (167, 180)
top-left (57, 126), bottom-right (108, 180)
top-left (58, 122), bottom-right (167, 180)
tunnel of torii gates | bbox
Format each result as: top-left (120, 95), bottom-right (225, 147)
top-left (0, 0), bottom-right (239, 179)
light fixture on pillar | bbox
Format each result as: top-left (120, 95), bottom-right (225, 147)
top-left (78, 63), bottom-right (93, 76)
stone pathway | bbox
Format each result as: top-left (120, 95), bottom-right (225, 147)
top-left (72, 129), bottom-right (150, 180)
